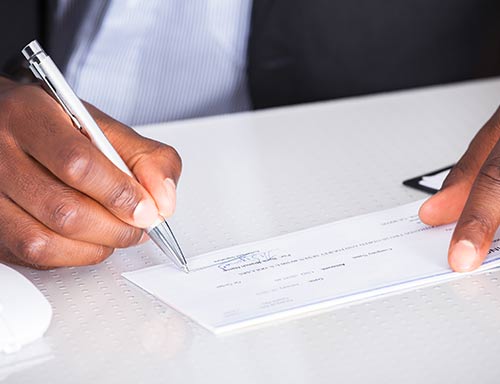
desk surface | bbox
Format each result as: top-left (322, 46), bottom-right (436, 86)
top-left (6, 78), bottom-right (500, 383)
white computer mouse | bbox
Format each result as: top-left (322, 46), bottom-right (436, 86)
top-left (0, 263), bottom-right (52, 354)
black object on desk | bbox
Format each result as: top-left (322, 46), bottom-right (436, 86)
top-left (403, 165), bottom-right (454, 194)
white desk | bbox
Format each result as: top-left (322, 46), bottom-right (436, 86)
top-left (6, 78), bottom-right (500, 383)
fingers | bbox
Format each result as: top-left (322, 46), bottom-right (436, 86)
top-left (419, 108), bottom-right (500, 226)
top-left (87, 104), bottom-right (183, 218)
top-left (447, 143), bottom-right (500, 271)
top-left (0, 195), bottom-right (114, 267)
top-left (130, 146), bottom-right (181, 218)
top-left (417, 181), bottom-right (469, 226)
top-left (1, 151), bottom-right (143, 248)
top-left (0, 83), bottom-right (182, 269)
top-left (417, 108), bottom-right (500, 272)
top-left (10, 90), bottom-right (161, 229)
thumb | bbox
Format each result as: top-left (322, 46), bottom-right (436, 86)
top-left (419, 108), bottom-right (500, 226)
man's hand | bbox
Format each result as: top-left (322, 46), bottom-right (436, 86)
top-left (0, 77), bottom-right (181, 268)
top-left (419, 107), bottom-right (500, 272)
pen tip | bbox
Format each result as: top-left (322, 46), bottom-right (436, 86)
top-left (183, 265), bottom-right (190, 274)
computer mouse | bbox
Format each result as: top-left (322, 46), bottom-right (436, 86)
top-left (0, 263), bottom-right (52, 354)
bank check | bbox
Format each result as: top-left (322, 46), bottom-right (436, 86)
top-left (123, 200), bottom-right (500, 333)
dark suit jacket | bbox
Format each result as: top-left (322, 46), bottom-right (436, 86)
top-left (248, 0), bottom-right (500, 108)
top-left (0, 0), bottom-right (47, 76)
top-left (2, 0), bottom-right (500, 110)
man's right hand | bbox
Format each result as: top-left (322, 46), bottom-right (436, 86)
top-left (0, 77), bottom-right (182, 268)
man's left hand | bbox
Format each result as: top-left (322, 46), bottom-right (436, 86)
top-left (419, 107), bottom-right (500, 272)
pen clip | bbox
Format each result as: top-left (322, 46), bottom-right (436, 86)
top-left (30, 62), bottom-right (84, 132)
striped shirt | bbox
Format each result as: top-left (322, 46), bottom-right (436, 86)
top-left (51, 0), bottom-right (253, 126)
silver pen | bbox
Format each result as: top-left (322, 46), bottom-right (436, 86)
top-left (21, 40), bottom-right (189, 273)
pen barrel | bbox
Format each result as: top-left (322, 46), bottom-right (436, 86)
top-left (23, 43), bottom-right (133, 178)
top-left (22, 40), bottom-right (187, 272)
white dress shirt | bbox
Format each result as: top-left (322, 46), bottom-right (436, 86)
top-left (52, 0), bottom-right (253, 126)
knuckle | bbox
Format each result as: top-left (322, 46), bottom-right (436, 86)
top-left (131, 141), bottom-right (183, 179)
top-left (89, 246), bottom-right (114, 265)
top-left (459, 213), bottom-right (494, 236)
top-left (168, 146), bottom-right (182, 169)
top-left (0, 85), bottom-right (46, 118)
top-left (114, 227), bottom-right (142, 248)
top-left (17, 232), bottom-right (51, 265)
top-left (441, 161), bottom-right (472, 189)
top-left (450, 162), bottom-right (469, 179)
top-left (0, 85), bottom-right (67, 146)
top-left (49, 197), bottom-right (81, 235)
top-left (164, 145), bottom-right (181, 162)
top-left (156, 145), bottom-right (182, 174)
top-left (59, 143), bottom-right (93, 184)
top-left (107, 181), bottom-right (140, 213)
top-left (480, 157), bottom-right (500, 186)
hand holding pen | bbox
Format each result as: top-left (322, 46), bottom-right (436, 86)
top-left (0, 41), bottom-right (185, 270)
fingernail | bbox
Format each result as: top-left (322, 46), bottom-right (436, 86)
top-left (133, 199), bottom-right (159, 228)
top-left (450, 240), bottom-right (478, 272)
top-left (160, 178), bottom-right (177, 217)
